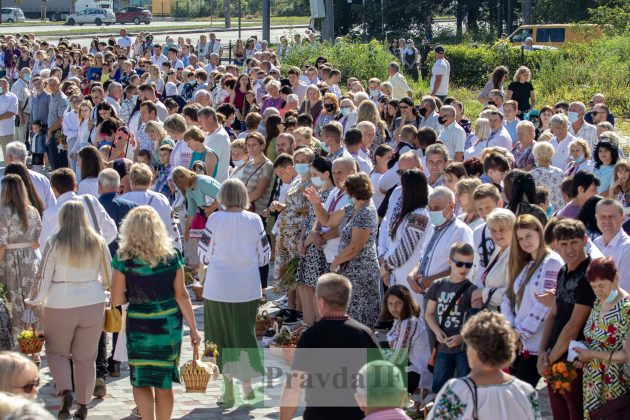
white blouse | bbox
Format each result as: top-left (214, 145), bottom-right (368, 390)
top-left (478, 246), bottom-right (510, 310)
top-left (428, 376), bottom-right (541, 420)
top-left (387, 317), bottom-right (433, 390)
top-left (199, 211), bottom-right (271, 303)
top-left (78, 178), bottom-right (99, 197)
top-left (501, 251), bottom-right (564, 354)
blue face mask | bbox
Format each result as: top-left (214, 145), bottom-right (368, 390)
top-left (320, 142), bottom-right (330, 153)
top-left (546, 203), bottom-right (554, 218)
top-left (605, 288), bottom-right (618, 303)
top-left (574, 156), bottom-right (585, 164)
top-left (428, 210), bottom-right (446, 226)
top-left (348, 197), bottom-right (355, 206)
top-left (24, 74), bottom-right (31, 81)
top-left (311, 176), bottom-right (323, 187)
top-left (340, 107), bottom-right (351, 117)
top-left (295, 163), bottom-right (310, 177)
top-left (567, 111), bottom-right (579, 124)
top-left (369, 89), bottom-right (380, 98)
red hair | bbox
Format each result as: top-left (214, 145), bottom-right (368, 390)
top-left (586, 257), bottom-right (617, 283)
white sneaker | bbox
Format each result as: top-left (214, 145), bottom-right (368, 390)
top-left (272, 294), bottom-right (288, 308)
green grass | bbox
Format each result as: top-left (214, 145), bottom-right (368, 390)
top-left (191, 16), bottom-right (310, 25)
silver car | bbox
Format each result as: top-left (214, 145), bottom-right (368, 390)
top-left (66, 8), bottom-right (116, 26)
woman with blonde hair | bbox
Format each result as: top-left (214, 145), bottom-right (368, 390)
top-left (145, 120), bottom-right (175, 162)
top-left (356, 100), bottom-right (388, 158)
top-left (27, 201), bottom-right (110, 419)
top-left (111, 206), bottom-right (200, 420)
top-left (507, 66), bottom-right (536, 117)
top-left (501, 214), bottom-right (563, 388)
top-left (565, 138), bottom-right (594, 176)
top-left (314, 92), bottom-right (340, 136)
top-left (298, 84), bottom-right (323, 122)
top-left (0, 352), bottom-right (40, 398)
top-left (293, 126), bottom-right (321, 151)
top-left (530, 141), bottom-right (565, 210)
top-left (464, 118), bottom-right (492, 159)
top-left (455, 177), bottom-right (483, 229)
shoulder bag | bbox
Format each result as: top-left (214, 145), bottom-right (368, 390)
top-left (461, 377), bottom-right (479, 420)
top-left (101, 243), bottom-right (122, 333)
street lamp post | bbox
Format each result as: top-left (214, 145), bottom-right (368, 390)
top-left (237, 0), bottom-right (241, 39)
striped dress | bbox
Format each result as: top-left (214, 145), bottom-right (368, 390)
top-left (112, 250), bottom-right (184, 389)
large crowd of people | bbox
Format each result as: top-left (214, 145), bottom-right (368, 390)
top-left (0, 27), bottom-right (629, 420)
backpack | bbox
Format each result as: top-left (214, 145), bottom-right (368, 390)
top-left (181, 81), bottom-right (197, 102)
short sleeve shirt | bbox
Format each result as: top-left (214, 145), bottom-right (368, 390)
top-left (507, 81), bottom-right (534, 112)
top-left (425, 278), bottom-right (477, 353)
top-left (232, 159), bottom-right (274, 215)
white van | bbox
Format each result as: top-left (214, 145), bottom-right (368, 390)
top-left (1, 8), bottom-right (26, 23)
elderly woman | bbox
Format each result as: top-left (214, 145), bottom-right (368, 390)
top-left (338, 97), bottom-right (357, 134)
top-left (261, 79), bottom-right (283, 115)
top-left (565, 138), bottom-right (594, 176)
top-left (507, 66), bottom-right (536, 117)
top-left (183, 126), bottom-right (218, 178)
top-left (428, 311), bottom-right (541, 419)
top-left (0, 352), bottom-right (40, 398)
top-left (456, 177), bottom-right (483, 229)
top-left (304, 172), bottom-right (381, 327)
top-left (356, 100), bottom-right (389, 158)
top-left (472, 208), bottom-right (515, 311)
top-left (298, 84), bottom-right (323, 122)
top-left (530, 141), bottom-right (565, 211)
top-left (572, 257), bottom-right (630, 418)
top-left (314, 93), bottom-right (340, 136)
top-left (512, 120), bottom-right (537, 170)
top-left (111, 206), bottom-right (200, 420)
top-left (464, 118), bottom-right (491, 160)
top-left (231, 132), bottom-right (274, 220)
top-left (198, 179), bottom-right (270, 406)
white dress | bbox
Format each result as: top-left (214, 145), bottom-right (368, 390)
top-left (428, 376), bottom-right (541, 419)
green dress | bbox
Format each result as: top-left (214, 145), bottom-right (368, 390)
top-left (112, 250), bottom-right (184, 389)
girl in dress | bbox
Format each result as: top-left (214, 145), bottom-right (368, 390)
top-left (379, 285), bottom-right (433, 410)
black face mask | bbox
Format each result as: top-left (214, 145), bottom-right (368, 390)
top-left (419, 107), bottom-right (428, 117)
top-left (438, 116), bottom-right (447, 125)
top-left (324, 104), bottom-right (335, 112)
top-left (487, 101), bottom-right (496, 106)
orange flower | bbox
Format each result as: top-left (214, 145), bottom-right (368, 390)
top-left (562, 372), bottom-right (569, 378)
top-left (554, 380), bottom-right (563, 389)
top-left (556, 363), bottom-right (568, 374)
top-left (562, 382), bottom-right (572, 391)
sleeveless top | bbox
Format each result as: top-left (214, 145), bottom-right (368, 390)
top-left (190, 146), bottom-right (219, 178)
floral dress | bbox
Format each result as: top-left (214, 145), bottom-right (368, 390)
top-left (338, 204), bottom-right (380, 327)
top-left (582, 296), bottom-right (630, 419)
top-left (273, 179), bottom-right (312, 291)
top-left (0, 205), bottom-right (42, 339)
top-left (296, 187), bottom-right (333, 287)
top-left (530, 165), bottom-right (565, 211)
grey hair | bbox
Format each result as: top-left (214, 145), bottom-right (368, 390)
top-left (388, 61), bottom-right (400, 72)
top-left (333, 156), bottom-right (359, 174)
top-left (97, 168), bottom-right (121, 191)
top-left (217, 178), bottom-right (249, 209)
top-left (353, 92), bottom-right (369, 106)
top-left (277, 133), bottom-right (295, 145)
top-left (6, 141), bottom-right (27, 162)
top-left (595, 198), bottom-right (623, 215)
top-left (0, 393), bottom-right (55, 420)
top-left (429, 186), bottom-right (455, 203)
top-left (441, 105), bottom-right (456, 118)
top-left (263, 107), bottom-right (280, 118)
top-left (107, 81), bottom-right (122, 93)
top-left (286, 94), bottom-right (299, 105)
top-left (550, 113), bottom-right (569, 128)
top-left (570, 101), bottom-right (586, 113)
top-left (486, 208), bottom-right (516, 230)
top-left (356, 121), bottom-right (375, 133)
top-left (517, 120), bottom-right (536, 135)
top-left (193, 89), bottom-right (211, 102)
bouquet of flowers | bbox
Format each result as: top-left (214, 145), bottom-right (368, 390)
top-left (202, 341), bottom-right (219, 364)
top-left (545, 361), bottom-right (578, 393)
top-left (54, 130), bottom-right (67, 148)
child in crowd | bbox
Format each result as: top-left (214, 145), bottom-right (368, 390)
top-left (424, 242), bottom-right (477, 394)
top-left (153, 144), bottom-right (175, 204)
top-left (137, 149), bottom-right (153, 168)
top-left (480, 150), bottom-right (510, 192)
top-left (230, 138), bottom-right (248, 170)
top-left (535, 186), bottom-right (553, 218)
top-left (611, 161), bottom-right (630, 214)
top-left (30, 120), bottom-right (47, 172)
top-left (380, 285), bottom-right (434, 411)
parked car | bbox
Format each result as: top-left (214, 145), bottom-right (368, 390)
top-left (1, 7), bottom-right (26, 23)
top-left (507, 24), bottom-right (604, 48)
top-left (115, 6), bottom-right (152, 25)
top-left (66, 8), bottom-right (116, 26)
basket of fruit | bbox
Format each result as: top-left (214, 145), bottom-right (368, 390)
top-left (255, 310), bottom-right (283, 337)
top-left (18, 325), bottom-right (44, 355)
top-left (269, 325), bottom-right (298, 364)
top-left (180, 344), bottom-right (219, 393)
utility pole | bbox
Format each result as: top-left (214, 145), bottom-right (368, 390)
top-left (507, 0), bottom-right (512, 34)
top-left (262, 0), bottom-right (270, 42)
top-left (225, 0), bottom-right (231, 29)
top-left (321, 0), bottom-right (334, 42)
top-left (497, 0), bottom-right (503, 36)
top-left (237, 0), bottom-right (242, 39)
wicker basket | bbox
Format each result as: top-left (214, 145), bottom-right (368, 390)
top-left (180, 345), bottom-right (214, 393)
top-left (191, 284), bottom-right (203, 301)
top-left (269, 326), bottom-right (297, 365)
top-left (18, 325), bottom-right (44, 355)
top-left (255, 310), bottom-right (283, 337)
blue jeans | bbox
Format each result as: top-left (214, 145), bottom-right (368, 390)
top-left (432, 350), bottom-right (470, 393)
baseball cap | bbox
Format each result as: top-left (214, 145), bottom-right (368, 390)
top-left (434, 45), bottom-right (445, 53)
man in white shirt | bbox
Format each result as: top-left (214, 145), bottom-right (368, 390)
top-left (2, 141), bottom-right (56, 209)
top-left (470, 185), bottom-right (503, 286)
top-left (117, 29), bottom-right (132, 49)
top-left (39, 168), bottom-right (117, 249)
top-left (327, 69), bottom-right (343, 99)
top-left (199, 107), bottom-right (230, 182)
top-left (167, 48), bottom-right (184, 70)
top-left (287, 66), bottom-right (308, 104)
top-left (594, 199), bottom-right (630, 290)
top-left (308, 157), bottom-right (357, 265)
top-left (0, 78), bottom-right (18, 159)
top-left (11, 68), bottom-right (31, 144)
top-left (419, 96), bottom-right (442, 135)
top-left (140, 84), bottom-right (168, 122)
top-left (207, 32), bottom-right (222, 58)
top-left (437, 105), bottom-right (465, 161)
top-left (568, 101), bottom-right (598, 151)
top-left (486, 110), bottom-right (514, 150)
top-left (105, 82), bottom-right (122, 116)
top-left (549, 113), bottom-right (575, 170)
top-left (121, 163), bottom-right (182, 251)
top-left (344, 128), bottom-right (373, 174)
top-left (203, 54), bottom-right (220, 74)
top-left (408, 187), bottom-right (473, 296)
top-left (387, 62), bottom-right (412, 100)
top-left (151, 45), bottom-right (167, 67)
top-left (429, 45), bottom-right (450, 101)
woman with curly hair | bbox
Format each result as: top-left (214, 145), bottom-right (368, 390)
top-left (111, 206), bottom-right (200, 420)
top-left (428, 311), bottom-right (541, 419)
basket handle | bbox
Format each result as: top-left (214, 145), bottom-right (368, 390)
top-left (279, 325), bottom-right (293, 337)
top-left (260, 309), bottom-right (269, 319)
top-left (192, 343), bottom-right (199, 367)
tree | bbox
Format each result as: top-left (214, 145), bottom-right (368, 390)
top-left (225, 0), bottom-right (231, 28)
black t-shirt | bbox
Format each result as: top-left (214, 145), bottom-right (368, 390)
top-left (292, 317), bottom-right (381, 420)
top-left (507, 81), bottom-right (535, 112)
top-left (548, 257), bottom-right (596, 356)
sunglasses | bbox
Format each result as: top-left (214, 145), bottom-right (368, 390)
top-left (451, 259), bottom-right (473, 269)
top-left (19, 378), bottom-right (40, 393)
top-left (398, 105), bottom-right (410, 110)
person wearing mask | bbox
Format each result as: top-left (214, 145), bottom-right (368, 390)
top-left (428, 311), bottom-right (541, 419)
top-left (314, 93), bottom-right (340, 137)
top-left (564, 139), bottom-right (594, 176)
top-left (27, 201), bottom-right (111, 419)
top-left (11, 67), bottom-right (31, 145)
top-left (419, 96), bottom-right (442, 135)
top-left (567, 101), bottom-right (597, 152)
top-left (367, 78), bottom-right (384, 105)
top-left (537, 219), bottom-right (597, 420)
top-left (198, 107), bottom-right (230, 182)
top-left (437, 105), bottom-right (465, 162)
top-left (320, 121), bottom-right (351, 162)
